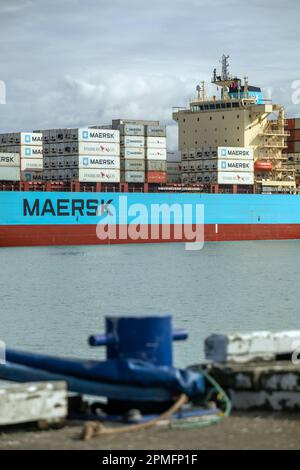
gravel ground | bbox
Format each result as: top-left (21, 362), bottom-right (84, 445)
top-left (0, 413), bottom-right (299, 450)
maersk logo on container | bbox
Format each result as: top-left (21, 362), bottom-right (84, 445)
top-left (218, 146), bottom-right (253, 159)
top-left (80, 128), bottom-right (119, 142)
top-left (220, 160), bottom-right (252, 170)
top-left (20, 132), bottom-right (43, 145)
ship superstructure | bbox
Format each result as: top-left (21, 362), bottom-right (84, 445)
top-left (173, 55), bottom-right (295, 194)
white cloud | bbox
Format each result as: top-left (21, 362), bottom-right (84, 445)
top-left (0, 72), bottom-right (194, 148)
top-left (0, 0), bottom-right (300, 148)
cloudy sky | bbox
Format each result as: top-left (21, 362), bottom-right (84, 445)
top-left (0, 0), bottom-right (299, 148)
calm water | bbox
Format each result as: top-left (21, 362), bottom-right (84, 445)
top-left (1, 241), bottom-right (300, 367)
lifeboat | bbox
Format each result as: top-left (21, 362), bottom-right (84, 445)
top-left (254, 161), bottom-right (272, 172)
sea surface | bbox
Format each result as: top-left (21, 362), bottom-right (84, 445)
top-left (1, 241), bottom-right (300, 367)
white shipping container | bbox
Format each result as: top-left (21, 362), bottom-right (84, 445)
top-left (0, 167), bottom-right (20, 181)
top-left (145, 125), bottom-right (166, 137)
top-left (21, 158), bottom-right (43, 171)
top-left (75, 128), bottom-right (120, 143)
top-left (77, 155), bottom-right (120, 169)
top-left (20, 145), bottom-right (43, 158)
top-left (218, 171), bottom-right (254, 185)
top-left (78, 169), bottom-right (120, 183)
top-left (218, 146), bottom-right (254, 160)
top-left (122, 171), bottom-right (145, 183)
top-left (113, 119), bottom-right (158, 127)
top-left (120, 136), bottom-right (145, 148)
top-left (0, 153), bottom-right (20, 167)
top-left (147, 160), bottom-right (166, 172)
top-left (146, 148), bottom-right (167, 160)
top-left (19, 133), bottom-right (43, 146)
top-left (120, 147), bottom-right (145, 159)
top-left (121, 159), bottom-right (145, 171)
top-left (77, 142), bottom-right (120, 156)
top-left (218, 159), bottom-right (254, 172)
top-left (21, 171), bottom-right (44, 182)
top-left (119, 124), bottom-right (144, 136)
top-left (146, 137), bottom-right (166, 148)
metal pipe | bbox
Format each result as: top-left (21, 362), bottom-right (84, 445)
top-left (89, 328), bottom-right (188, 347)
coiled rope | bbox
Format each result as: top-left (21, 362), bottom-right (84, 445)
top-left (81, 371), bottom-right (231, 440)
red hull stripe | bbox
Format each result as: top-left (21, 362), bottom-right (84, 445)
top-left (1, 224), bottom-right (300, 247)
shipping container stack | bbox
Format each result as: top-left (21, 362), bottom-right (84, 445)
top-left (117, 123), bottom-right (146, 184)
top-left (0, 132), bottom-right (43, 181)
top-left (111, 120), bottom-right (167, 185)
top-left (41, 128), bottom-right (120, 183)
top-left (181, 147), bottom-right (217, 184)
top-left (166, 151), bottom-right (181, 183)
top-left (285, 118), bottom-right (300, 187)
top-left (0, 151), bottom-right (20, 182)
top-left (180, 145), bottom-right (254, 187)
top-left (145, 125), bottom-right (167, 184)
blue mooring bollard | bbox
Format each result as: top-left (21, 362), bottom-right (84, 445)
top-left (88, 315), bottom-right (188, 367)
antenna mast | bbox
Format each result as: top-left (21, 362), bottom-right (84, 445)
top-left (221, 54), bottom-right (230, 80)
top-left (211, 54), bottom-right (233, 100)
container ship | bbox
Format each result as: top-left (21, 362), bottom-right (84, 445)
top-left (0, 55), bottom-right (300, 247)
